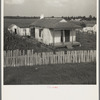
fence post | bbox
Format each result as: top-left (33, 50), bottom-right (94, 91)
top-left (62, 51), bottom-right (65, 64)
top-left (10, 50), bottom-right (13, 67)
top-left (67, 51), bottom-right (71, 63)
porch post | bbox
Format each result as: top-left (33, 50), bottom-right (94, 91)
top-left (53, 29), bottom-right (55, 46)
top-left (63, 30), bottom-right (65, 43)
top-left (72, 29), bottom-right (73, 44)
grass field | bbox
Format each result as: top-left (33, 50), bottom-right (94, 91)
top-left (4, 62), bottom-right (96, 85)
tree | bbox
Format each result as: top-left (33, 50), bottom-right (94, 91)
top-left (89, 15), bottom-right (92, 20)
top-left (92, 16), bottom-right (96, 20)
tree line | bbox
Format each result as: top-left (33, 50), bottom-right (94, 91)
top-left (4, 15), bottom-right (96, 21)
top-left (63, 15), bottom-right (96, 21)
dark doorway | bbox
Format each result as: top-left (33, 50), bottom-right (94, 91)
top-left (65, 30), bottom-right (70, 42)
top-left (61, 30), bottom-right (63, 42)
top-left (31, 28), bottom-right (35, 37)
top-left (25, 29), bottom-right (26, 36)
top-left (14, 29), bottom-right (17, 34)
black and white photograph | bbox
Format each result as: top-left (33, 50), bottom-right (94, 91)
top-left (3, 0), bottom-right (97, 85)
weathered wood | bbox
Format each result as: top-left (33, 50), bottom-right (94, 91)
top-left (4, 50), bottom-right (96, 67)
top-left (4, 51), bottom-right (6, 67)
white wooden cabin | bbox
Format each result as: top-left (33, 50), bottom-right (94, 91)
top-left (30, 18), bottom-right (81, 47)
top-left (8, 24), bottom-right (31, 36)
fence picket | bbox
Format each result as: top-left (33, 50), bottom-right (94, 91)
top-left (4, 51), bottom-right (6, 67)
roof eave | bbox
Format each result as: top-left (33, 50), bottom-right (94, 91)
top-left (53, 27), bottom-right (81, 30)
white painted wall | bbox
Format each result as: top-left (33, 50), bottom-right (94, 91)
top-left (35, 27), bottom-right (76, 45)
top-left (70, 30), bottom-right (76, 42)
top-left (8, 25), bottom-right (31, 36)
top-left (17, 28), bottom-right (31, 36)
top-left (35, 28), bottom-right (62, 45)
top-left (19, 29), bottom-right (24, 36)
top-left (8, 25), bottom-right (20, 34)
top-left (63, 31), bottom-right (65, 42)
top-left (73, 31), bottom-right (76, 42)
top-left (93, 24), bottom-right (96, 33)
top-left (35, 27), bottom-right (40, 40)
top-left (35, 27), bottom-right (53, 44)
top-left (53, 31), bottom-right (61, 43)
top-left (42, 28), bottom-right (51, 45)
top-left (70, 31), bottom-right (73, 42)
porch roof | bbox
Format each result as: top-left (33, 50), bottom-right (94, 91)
top-left (53, 22), bottom-right (81, 30)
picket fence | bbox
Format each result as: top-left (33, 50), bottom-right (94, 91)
top-left (4, 50), bottom-right (96, 67)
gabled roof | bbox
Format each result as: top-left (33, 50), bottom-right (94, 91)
top-left (54, 22), bottom-right (81, 30)
top-left (8, 24), bottom-right (18, 29)
top-left (8, 19), bottom-right (38, 28)
top-left (30, 18), bottom-right (81, 29)
top-left (30, 18), bottom-right (63, 28)
top-left (8, 24), bottom-right (29, 28)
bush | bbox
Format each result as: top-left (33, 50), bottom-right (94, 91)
top-left (80, 22), bottom-right (86, 27)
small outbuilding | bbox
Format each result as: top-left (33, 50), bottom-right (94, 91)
top-left (8, 24), bottom-right (31, 36)
top-left (30, 17), bottom-right (81, 48)
top-left (92, 24), bottom-right (97, 33)
top-left (82, 24), bottom-right (97, 34)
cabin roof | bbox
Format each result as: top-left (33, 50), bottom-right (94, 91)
top-left (15, 24), bottom-right (30, 28)
top-left (30, 18), bottom-right (81, 29)
top-left (30, 18), bottom-right (63, 28)
top-left (53, 22), bottom-right (81, 30)
top-left (8, 19), bottom-right (38, 28)
top-left (8, 24), bottom-right (29, 28)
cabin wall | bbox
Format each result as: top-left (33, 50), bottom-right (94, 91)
top-left (8, 25), bottom-right (31, 36)
top-left (35, 27), bottom-right (76, 45)
top-left (52, 30), bottom-right (76, 43)
top-left (17, 28), bottom-right (31, 36)
top-left (35, 27), bottom-right (53, 45)
top-left (42, 28), bottom-right (52, 45)
top-left (70, 30), bottom-right (76, 42)
top-left (35, 28), bottom-right (62, 45)
top-left (51, 30), bottom-right (61, 43)
top-left (8, 25), bottom-right (20, 34)
top-left (35, 27), bottom-right (42, 41)
top-left (19, 29), bottom-right (25, 36)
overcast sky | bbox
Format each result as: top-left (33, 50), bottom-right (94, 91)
top-left (4, 0), bottom-right (97, 17)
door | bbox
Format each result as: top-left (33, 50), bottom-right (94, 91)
top-left (14, 29), bottom-right (17, 34)
top-left (65, 30), bottom-right (70, 42)
top-left (61, 30), bottom-right (63, 42)
top-left (31, 27), bottom-right (35, 37)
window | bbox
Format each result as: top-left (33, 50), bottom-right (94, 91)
top-left (39, 29), bottom-right (42, 37)
top-left (61, 30), bottom-right (63, 42)
top-left (31, 28), bottom-right (35, 37)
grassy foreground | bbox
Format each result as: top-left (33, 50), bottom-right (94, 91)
top-left (4, 62), bottom-right (96, 85)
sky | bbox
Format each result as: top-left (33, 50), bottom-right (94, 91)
top-left (4, 0), bottom-right (97, 17)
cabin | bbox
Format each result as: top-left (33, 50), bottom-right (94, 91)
top-left (82, 24), bottom-right (96, 34)
top-left (8, 24), bottom-right (20, 34)
top-left (92, 24), bottom-right (96, 33)
top-left (30, 17), bottom-right (81, 48)
top-left (8, 24), bottom-right (31, 36)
